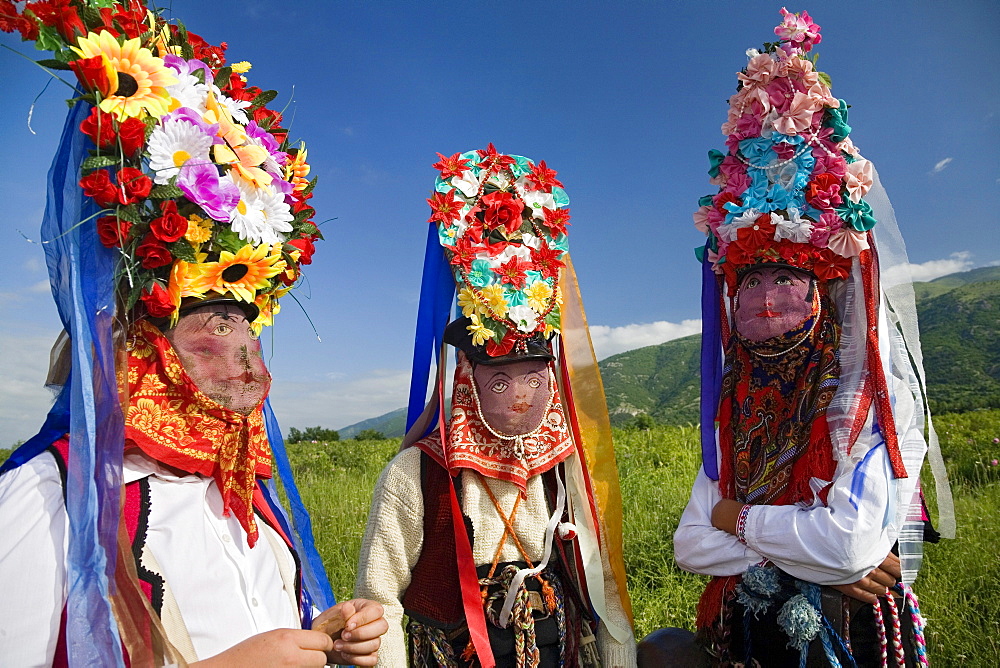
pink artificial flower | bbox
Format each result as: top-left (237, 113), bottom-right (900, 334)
top-left (738, 53), bottom-right (778, 87)
top-left (773, 91), bottom-right (824, 135)
top-left (775, 7), bottom-right (822, 55)
top-left (708, 248), bottom-right (725, 274)
top-left (813, 150), bottom-right (847, 180)
top-left (693, 206), bottom-right (712, 235)
top-left (766, 76), bottom-right (796, 115)
top-left (844, 159), bottom-right (874, 203)
top-left (785, 57), bottom-right (819, 90)
top-left (809, 211), bottom-right (844, 249)
top-left (827, 228), bottom-right (870, 258)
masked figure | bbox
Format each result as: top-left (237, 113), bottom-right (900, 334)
top-left (0, 4), bottom-right (386, 664)
top-left (667, 9), bottom-right (954, 667)
top-left (356, 146), bottom-right (636, 667)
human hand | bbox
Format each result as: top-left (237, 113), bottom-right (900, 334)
top-left (832, 552), bottom-right (900, 604)
top-left (190, 628), bottom-right (334, 667)
top-left (313, 598), bottom-right (388, 667)
top-left (711, 499), bottom-right (745, 536)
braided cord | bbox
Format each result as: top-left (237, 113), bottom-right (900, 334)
top-left (408, 620), bottom-right (458, 667)
top-left (901, 584), bottom-right (929, 666)
top-left (886, 592), bottom-right (906, 666)
top-left (873, 597), bottom-right (889, 668)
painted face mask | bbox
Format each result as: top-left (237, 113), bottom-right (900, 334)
top-left (734, 266), bottom-right (816, 342)
top-left (472, 358), bottom-right (553, 437)
top-left (163, 303), bottom-right (271, 414)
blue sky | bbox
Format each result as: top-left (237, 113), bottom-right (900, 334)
top-left (1, 0), bottom-right (997, 443)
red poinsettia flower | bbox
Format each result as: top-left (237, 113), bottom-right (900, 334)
top-left (427, 190), bottom-right (464, 224)
top-left (432, 152), bottom-right (472, 180)
top-left (0, 2), bottom-right (39, 40)
top-left (479, 191), bottom-right (524, 235)
top-left (79, 169), bottom-right (119, 209)
top-left (150, 200), bottom-right (188, 243)
top-left (69, 55), bottom-right (112, 94)
top-left (542, 207), bottom-right (571, 237)
top-left (445, 236), bottom-right (482, 273)
top-left (496, 254), bottom-right (532, 289)
top-left (116, 167), bottom-right (152, 205)
top-left (96, 215), bottom-right (132, 248)
top-left (476, 142), bottom-right (516, 171)
top-left (525, 160), bottom-right (564, 193)
top-left (530, 243), bottom-right (566, 279)
top-left (140, 281), bottom-right (175, 318)
top-left (136, 234), bottom-right (173, 269)
top-left (79, 108), bottom-right (117, 150)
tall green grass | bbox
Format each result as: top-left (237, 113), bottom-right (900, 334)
top-left (292, 410), bottom-right (1000, 663)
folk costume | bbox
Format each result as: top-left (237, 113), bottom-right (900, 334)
top-left (673, 9), bottom-right (954, 667)
top-left (355, 147), bottom-right (636, 667)
top-left (0, 3), bottom-right (332, 665)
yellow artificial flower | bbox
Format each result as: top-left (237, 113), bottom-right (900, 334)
top-left (467, 314), bottom-right (494, 347)
top-left (72, 31), bottom-right (177, 120)
top-left (185, 214), bottom-right (213, 245)
top-left (524, 280), bottom-right (553, 312)
top-left (187, 244), bottom-right (285, 303)
top-left (230, 61), bottom-right (253, 74)
top-left (457, 287), bottom-right (485, 318)
top-left (251, 293), bottom-right (279, 333)
top-left (285, 142), bottom-right (311, 192)
top-left (479, 284), bottom-right (509, 319)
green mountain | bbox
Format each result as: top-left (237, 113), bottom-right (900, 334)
top-left (336, 266), bottom-right (1000, 435)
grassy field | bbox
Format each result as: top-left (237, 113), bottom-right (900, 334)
top-left (2, 410), bottom-right (997, 662)
top-left (290, 410), bottom-right (1000, 664)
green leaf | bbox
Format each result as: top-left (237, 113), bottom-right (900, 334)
top-left (115, 205), bottom-right (143, 225)
top-left (79, 6), bottom-right (103, 29)
top-left (215, 227), bottom-right (244, 253)
top-left (168, 240), bottom-right (198, 263)
top-left (125, 283), bottom-right (145, 312)
top-left (149, 184), bottom-right (185, 200)
top-left (35, 58), bottom-right (72, 71)
top-left (34, 24), bottom-right (64, 52)
top-left (817, 71), bottom-right (832, 89)
top-left (301, 176), bottom-right (318, 196)
top-left (82, 155), bottom-right (119, 171)
top-left (250, 89), bottom-right (278, 110)
top-left (214, 66), bottom-right (232, 89)
top-left (296, 221), bottom-right (320, 237)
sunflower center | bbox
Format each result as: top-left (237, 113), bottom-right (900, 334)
top-left (172, 150), bottom-right (192, 167)
top-left (222, 264), bottom-right (250, 283)
top-left (115, 72), bottom-right (139, 97)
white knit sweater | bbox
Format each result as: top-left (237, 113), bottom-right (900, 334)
top-left (355, 446), bottom-right (636, 667)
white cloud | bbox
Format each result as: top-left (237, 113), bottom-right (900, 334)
top-left (0, 327), bottom-right (62, 446)
top-left (588, 319), bottom-right (702, 360)
top-left (931, 157), bottom-right (953, 174)
top-left (882, 251), bottom-right (974, 285)
top-left (269, 368), bottom-right (413, 431)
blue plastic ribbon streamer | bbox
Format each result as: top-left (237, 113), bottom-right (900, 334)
top-left (699, 244), bottom-right (723, 480)
top-left (263, 399), bottom-right (335, 612)
top-left (405, 224), bottom-right (455, 431)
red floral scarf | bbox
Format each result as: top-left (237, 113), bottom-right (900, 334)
top-left (124, 320), bottom-right (272, 546)
top-left (417, 355), bottom-right (573, 494)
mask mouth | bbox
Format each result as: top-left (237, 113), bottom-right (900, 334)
top-left (757, 309), bottom-right (781, 317)
top-left (510, 401), bottom-right (531, 414)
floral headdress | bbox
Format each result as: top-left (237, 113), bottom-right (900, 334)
top-left (694, 7), bottom-right (877, 293)
top-left (2, 0), bottom-right (320, 330)
top-left (428, 143), bottom-right (570, 359)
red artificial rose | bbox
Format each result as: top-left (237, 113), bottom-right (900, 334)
top-left (149, 200), bottom-right (188, 243)
top-left (116, 167), bottom-right (151, 205)
top-left (287, 237), bottom-right (315, 265)
top-left (480, 191), bottom-right (524, 236)
top-left (69, 54), bottom-right (111, 94)
top-left (79, 108), bottom-right (117, 149)
top-left (118, 117), bottom-right (147, 156)
top-left (252, 106), bottom-right (282, 129)
top-left (95, 215), bottom-right (133, 248)
top-left (80, 169), bottom-right (118, 209)
top-left (136, 234), bottom-right (173, 269)
top-left (140, 281), bottom-right (175, 318)
top-left (53, 4), bottom-right (85, 41)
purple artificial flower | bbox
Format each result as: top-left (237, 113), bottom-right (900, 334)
top-left (164, 54), bottom-right (213, 81)
top-left (164, 107), bottom-right (222, 143)
top-left (176, 162), bottom-right (240, 221)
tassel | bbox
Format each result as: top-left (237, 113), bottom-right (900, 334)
top-left (540, 577), bottom-right (557, 614)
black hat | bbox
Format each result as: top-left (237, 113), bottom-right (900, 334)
top-left (444, 317), bottom-right (555, 366)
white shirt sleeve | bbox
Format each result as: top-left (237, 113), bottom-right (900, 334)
top-left (0, 452), bottom-right (68, 667)
top-left (674, 464), bottom-right (765, 576)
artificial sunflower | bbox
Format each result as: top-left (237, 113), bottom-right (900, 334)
top-left (187, 244), bottom-right (285, 302)
top-left (72, 31), bottom-right (177, 120)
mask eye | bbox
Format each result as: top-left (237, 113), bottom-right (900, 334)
top-left (247, 326), bottom-right (259, 340)
top-left (490, 380), bottom-right (509, 394)
top-left (774, 275), bottom-right (793, 285)
top-left (213, 322), bottom-right (233, 336)
top-left (527, 377), bottom-right (542, 389)
top-left (745, 277), bottom-right (760, 289)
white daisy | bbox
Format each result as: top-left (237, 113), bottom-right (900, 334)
top-left (229, 180), bottom-right (267, 243)
top-left (212, 87), bottom-right (251, 124)
top-left (167, 70), bottom-right (209, 113)
top-left (256, 186), bottom-right (294, 244)
top-left (147, 117), bottom-right (215, 184)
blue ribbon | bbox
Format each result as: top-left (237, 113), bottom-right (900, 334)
top-left (405, 225), bottom-right (455, 432)
top-left (699, 244), bottom-right (722, 480)
top-left (263, 400), bottom-right (335, 613)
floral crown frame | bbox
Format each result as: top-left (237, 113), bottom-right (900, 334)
top-left (694, 7), bottom-right (879, 294)
top-left (3, 0), bottom-right (321, 330)
top-left (428, 143), bottom-right (570, 358)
